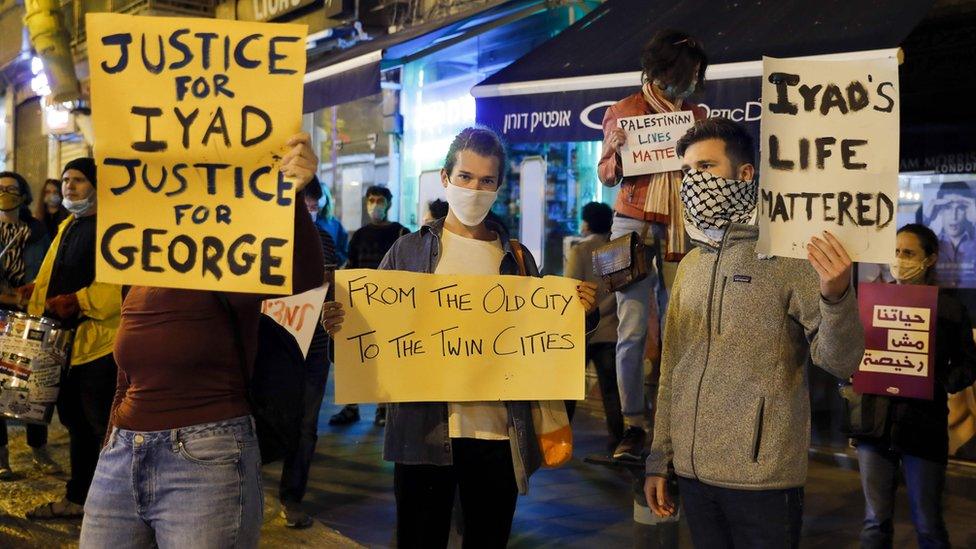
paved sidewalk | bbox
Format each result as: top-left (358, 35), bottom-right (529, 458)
top-left (305, 371), bottom-right (976, 548)
top-left (4, 378), bottom-right (976, 548)
top-left (0, 422), bottom-right (360, 548)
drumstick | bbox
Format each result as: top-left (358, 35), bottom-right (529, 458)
top-left (0, 238), bottom-right (15, 262)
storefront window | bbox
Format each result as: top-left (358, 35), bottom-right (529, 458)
top-left (306, 93), bottom-right (389, 232)
top-left (501, 141), bottom-right (612, 274)
top-left (813, 170), bottom-right (976, 464)
top-left (400, 59), bottom-right (479, 229)
top-left (397, 4), bottom-right (591, 232)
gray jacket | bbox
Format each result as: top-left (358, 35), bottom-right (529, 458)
top-left (378, 218), bottom-right (545, 494)
top-left (645, 224), bottom-right (864, 490)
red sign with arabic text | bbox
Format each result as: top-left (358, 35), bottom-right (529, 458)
top-left (854, 283), bottom-right (938, 400)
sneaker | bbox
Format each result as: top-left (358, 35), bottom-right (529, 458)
top-left (374, 406), bottom-right (387, 427)
top-left (32, 446), bottom-right (63, 475)
top-left (613, 426), bottom-right (646, 461)
top-left (328, 405), bottom-right (360, 426)
top-left (0, 446), bottom-right (12, 481)
top-left (281, 504), bottom-right (314, 529)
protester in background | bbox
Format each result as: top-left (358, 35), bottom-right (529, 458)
top-left (78, 135), bottom-right (324, 548)
top-left (280, 175), bottom-right (340, 529)
top-left (315, 187), bottom-right (348, 266)
top-left (0, 171), bottom-right (58, 479)
top-left (929, 181), bottom-right (976, 288)
top-left (347, 186), bottom-right (409, 270)
top-left (598, 29), bottom-right (709, 460)
top-left (33, 178), bottom-right (69, 239)
top-left (320, 127), bottom-right (597, 548)
top-left (22, 159), bottom-right (120, 520)
top-left (644, 118), bottom-right (864, 547)
top-left (851, 224), bottom-right (976, 549)
top-left (425, 198), bottom-right (449, 225)
top-left (564, 201), bottom-right (624, 453)
top-left (330, 185), bottom-right (409, 427)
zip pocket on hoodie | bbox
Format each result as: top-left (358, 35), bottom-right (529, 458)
top-left (751, 397), bottom-right (765, 463)
top-left (716, 276), bottom-right (728, 334)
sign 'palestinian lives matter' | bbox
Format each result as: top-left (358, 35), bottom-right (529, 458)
top-left (757, 54), bottom-right (900, 263)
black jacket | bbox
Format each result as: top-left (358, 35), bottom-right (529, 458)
top-left (855, 291), bottom-right (976, 462)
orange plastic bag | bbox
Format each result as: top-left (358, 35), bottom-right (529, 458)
top-left (531, 401), bottom-right (573, 468)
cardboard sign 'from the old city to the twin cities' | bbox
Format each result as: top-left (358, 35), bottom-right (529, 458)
top-left (758, 55), bottom-right (900, 263)
top-left (334, 270), bottom-right (586, 404)
top-left (88, 13), bottom-right (307, 294)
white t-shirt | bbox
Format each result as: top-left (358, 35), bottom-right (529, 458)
top-left (434, 227), bottom-right (510, 441)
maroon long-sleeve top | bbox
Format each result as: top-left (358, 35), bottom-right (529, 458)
top-left (110, 191), bottom-right (325, 431)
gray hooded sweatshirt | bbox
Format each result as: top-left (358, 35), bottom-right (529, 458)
top-left (645, 224), bottom-right (864, 490)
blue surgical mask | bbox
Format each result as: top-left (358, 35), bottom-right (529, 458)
top-left (658, 80), bottom-right (697, 100)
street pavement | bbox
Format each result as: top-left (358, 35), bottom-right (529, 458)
top-left (2, 369), bottom-right (975, 548)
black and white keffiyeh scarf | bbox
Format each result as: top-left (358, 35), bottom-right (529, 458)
top-left (680, 169), bottom-right (758, 238)
top-left (0, 221), bottom-right (32, 288)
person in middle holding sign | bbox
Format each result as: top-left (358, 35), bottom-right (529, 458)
top-left (322, 127), bottom-right (598, 548)
top-left (642, 118), bottom-right (865, 547)
top-left (598, 29), bottom-right (709, 461)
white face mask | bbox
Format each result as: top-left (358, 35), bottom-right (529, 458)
top-left (63, 193), bottom-right (96, 216)
top-left (890, 258), bottom-right (927, 283)
top-left (366, 203), bottom-right (386, 223)
top-left (445, 181), bottom-right (497, 227)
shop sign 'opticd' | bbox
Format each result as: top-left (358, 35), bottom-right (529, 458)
top-left (88, 13), bottom-right (307, 294)
top-left (757, 55), bottom-right (900, 263)
top-left (855, 282), bottom-right (937, 400)
top-left (334, 270), bottom-right (585, 404)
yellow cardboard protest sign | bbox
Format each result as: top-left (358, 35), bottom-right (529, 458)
top-left (334, 269), bottom-right (586, 403)
top-left (88, 13), bottom-right (307, 294)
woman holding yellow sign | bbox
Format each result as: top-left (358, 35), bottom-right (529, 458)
top-left (321, 127), bottom-right (597, 548)
top-left (79, 133), bottom-right (324, 549)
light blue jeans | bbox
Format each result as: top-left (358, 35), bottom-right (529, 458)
top-left (610, 216), bottom-right (667, 419)
top-left (80, 415), bottom-right (263, 549)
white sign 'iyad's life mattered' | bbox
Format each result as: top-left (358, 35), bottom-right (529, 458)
top-left (757, 55), bottom-right (900, 263)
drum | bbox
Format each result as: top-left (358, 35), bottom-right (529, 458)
top-left (0, 310), bottom-right (72, 424)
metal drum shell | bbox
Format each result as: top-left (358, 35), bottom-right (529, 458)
top-left (0, 310), bottom-right (72, 423)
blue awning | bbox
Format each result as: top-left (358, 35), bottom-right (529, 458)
top-left (303, 50), bottom-right (382, 113)
top-left (302, 0), bottom-right (546, 112)
top-left (472, 0), bottom-right (933, 143)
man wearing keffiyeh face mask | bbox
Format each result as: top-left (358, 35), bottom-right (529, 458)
top-left (643, 118), bottom-right (865, 548)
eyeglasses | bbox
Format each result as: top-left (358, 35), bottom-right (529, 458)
top-left (0, 186), bottom-right (21, 195)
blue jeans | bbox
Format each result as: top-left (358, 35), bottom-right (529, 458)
top-left (610, 216), bottom-right (666, 418)
top-left (858, 441), bottom-right (949, 549)
top-left (80, 415), bottom-right (263, 549)
top-left (678, 476), bottom-right (803, 549)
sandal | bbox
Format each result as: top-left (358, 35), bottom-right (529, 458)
top-left (26, 499), bottom-right (84, 520)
